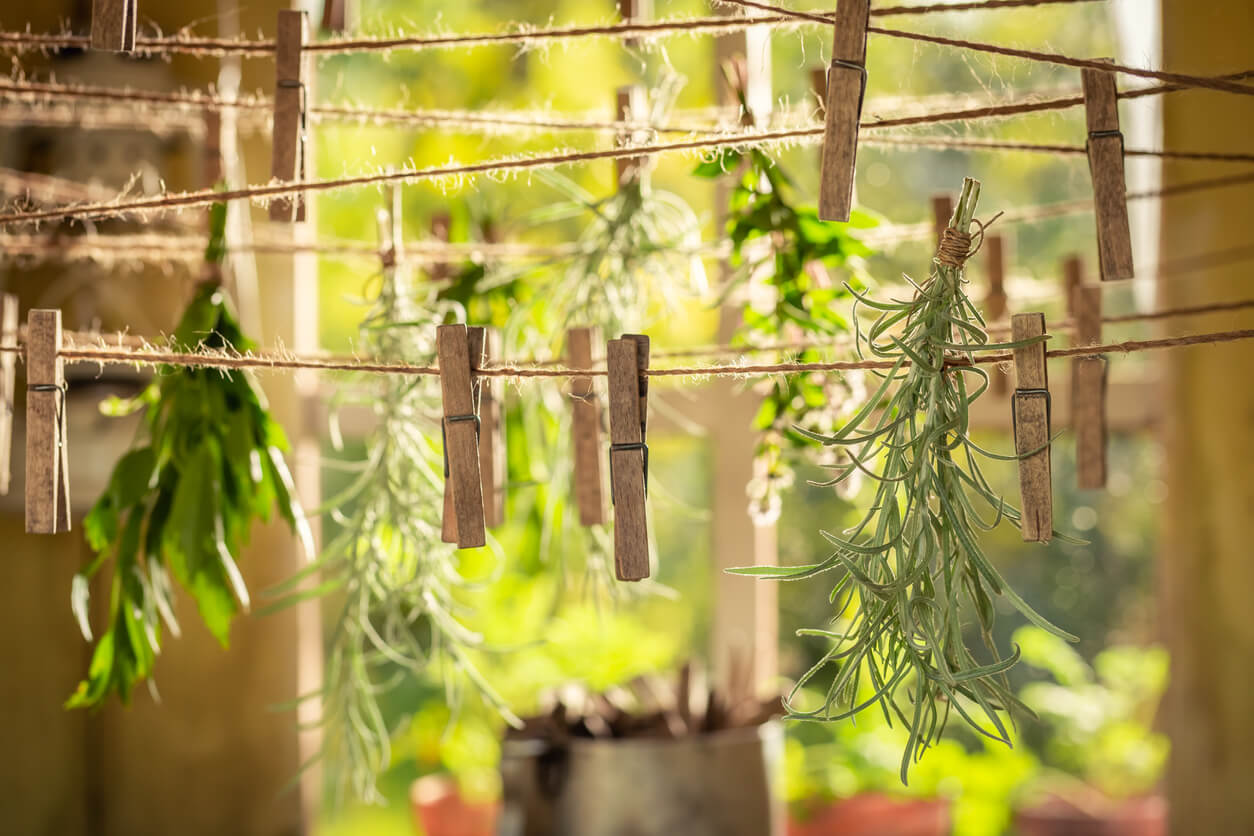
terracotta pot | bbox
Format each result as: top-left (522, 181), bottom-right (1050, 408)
top-left (1015, 794), bottom-right (1166, 836)
top-left (409, 775), bottom-right (499, 836)
top-left (787, 794), bottom-right (949, 836)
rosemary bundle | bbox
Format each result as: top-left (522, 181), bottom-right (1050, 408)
top-left (280, 226), bottom-right (512, 803)
top-left (510, 75), bottom-right (705, 343)
top-left (69, 203), bottom-right (310, 707)
top-left (734, 178), bottom-right (1074, 781)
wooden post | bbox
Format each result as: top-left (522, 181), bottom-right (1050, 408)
top-left (1159, 3), bottom-right (1254, 829)
top-left (710, 12), bottom-right (778, 698)
top-left (25, 309), bottom-right (69, 534)
top-left (1011, 313), bottom-right (1052, 542)
top-left (0, 294), bottom-right (18, 495)
top-left (817, 0), bottom-right (870, 222)
top-left (270, 10), bottom-right (309, 222)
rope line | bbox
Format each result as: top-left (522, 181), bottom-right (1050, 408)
top-left (26, 327), bottom-right (1252, 378)
top-left (4, 120), bottom-right (1253, 228)
top-left (0, 1), bottom-right (1100, 59)
top-left (718, 0), bottom-right (1254, 97)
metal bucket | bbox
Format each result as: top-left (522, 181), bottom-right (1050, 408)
top-left (498, 721), bottom-right (784, 836)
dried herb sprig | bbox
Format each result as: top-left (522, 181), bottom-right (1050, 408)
top-left (733, 178), bottom-right (1075, 782)
top-left (277, 233), bottom-right (515, 803)
top-left (69, 203), bottom-right (311, 708)
top-left (509, 75), bottom-right (706, 343)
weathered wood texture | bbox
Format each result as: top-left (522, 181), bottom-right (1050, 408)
top-left (269, 10), bottom-right (308, 222)
top-left (1159, 4), bottom-right (1254, 832)
top-left (438, 324), bottom-right (486, 548)
top-left (1011, 313), bottom-right (1052, 542)
top-left (568, 327), bottom-right (607, 526)
top-left (711, 21), bottom-right (779, 698)
top-left (1082, 61), bottom-right (1134, 280)
top-left (25, 309), bottom-right (69, 534)
top-left (90, 0), bottom-right (136, 52)
top-left (607, 335), bottom-right (650, 581)
top-left (817, 0), bottom-right (870, 221)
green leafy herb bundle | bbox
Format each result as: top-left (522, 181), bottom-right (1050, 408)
top-left (693, 143), bottom-right (877, 520)
top-left (70, 203), bottom-right (310, 708)
top-left (734, 179), bottom-right (1075, 782)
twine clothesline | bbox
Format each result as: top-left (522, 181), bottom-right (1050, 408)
top-left (4, 325), bottom-right (1249, 380)
top-left (0, 0), bottom-right (1104, 61)
top-left (718, 0), bottom-right (1254, 97)
top-left (3, 169), bottom-right (1253, 265)
top-left (5, 121), bottom-right (1254, 228)
top-left (3, 0), bottom-right (1253, 102)
top-left (6, 70), bottom-right (1249, 138)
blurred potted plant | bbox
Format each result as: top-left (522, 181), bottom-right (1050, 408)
top-left (1012, 626), bottom-right (1169, 836)
top-left (498, 666), bottom-right (784, 836)
top-left (782, 678), bottom-right (1038, 836)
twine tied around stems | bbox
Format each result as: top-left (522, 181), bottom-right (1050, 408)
top-left (937, 211), bottom-right (1003, 268)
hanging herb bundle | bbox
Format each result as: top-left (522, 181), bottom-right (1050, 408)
top-left (69, 203), bottom-right (311, 708)
top-left (278, 215), bottom-right (513, 803)
top-left (733, 178), bottom-right (1075, 781)
top-left (693, 141), bottom-right (877, 521)
top-left (509, 74), bottom-right (706, 344)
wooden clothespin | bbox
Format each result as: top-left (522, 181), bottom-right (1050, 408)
top-left (984, 235), bottom-right (1009, 396)
top-left (203, 109), bottom-right (223, 189)
top-left (321, 0), bottom-right (351, 33)
top-left (0, 294), bottom-right (18, 495)
top-left (817, 0), bottom-right (871, 222)
top-left (25, 309), bottom-right (70, 533)
top-left (567, 326), bottom-right (606, 526)
top-left (606, 334), bottom-right (650, 581)
top-left (619, 0), bottom-right (652, 48)
top-left (1062, 254), bottom-right (1083, 320)
top-left (270, 10), bottom-right (310, 223)
top-left (439, 324), bottom-right (487, 548)
top-left (1082, 60), bottom-right (1134, 281)
top-left (1011, 313), bottom-right (1052, 543)
top-left (811, 65), bottom-right (828, 115)
top-left (477, 328), bottom-right (506, 529)
top-left (91, 0), bottom-right (137, 52)
top-left (932, 193), bottom-right (955, 250)
top-left (615, 85), bottom-right (648, 189)
top-left (1068, 260), bottom-right (1107, 489)
top-left (428, 213), bottom-right (452, 281)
